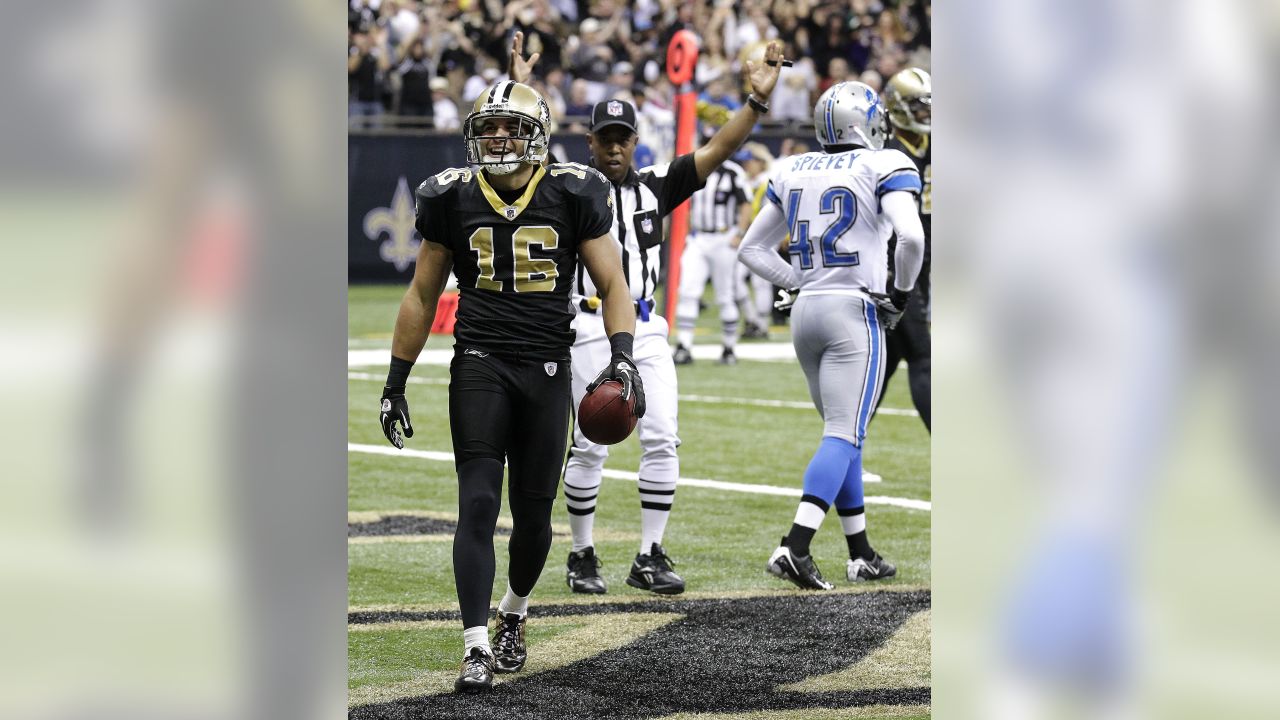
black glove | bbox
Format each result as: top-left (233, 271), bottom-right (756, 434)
top-left (586, 332), bottom-right (646, 418)
top-left (380, 386), bottom-right (413, 449)
top-left (870, 287), bottom-right (911, 331)
top-left (379, 356), bottom-right (415, 449)
top-left (774, 287), bottom-right (800, 314)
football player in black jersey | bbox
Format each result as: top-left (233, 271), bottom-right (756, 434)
top-left (875, 68), bottom-right (932, 438)
top-left (377, 81), bottom-right (641, 693)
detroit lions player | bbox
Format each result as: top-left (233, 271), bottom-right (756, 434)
top-left (738, 82), bottom-right (926, 589)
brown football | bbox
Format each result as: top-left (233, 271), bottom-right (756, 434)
top-left (578, 380), bottom-right (638, 445)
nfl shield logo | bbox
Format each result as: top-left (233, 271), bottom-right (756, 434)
top-left (544, 362), bottom-right (557, 376)
top-left (505, 206), bottom-right (517, 219)
top-left (641, 218), bottom-right (654, 234)
top-left (607, 100), bottom-right (623, 117)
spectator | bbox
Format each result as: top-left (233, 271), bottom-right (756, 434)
top-left (564, 79), bottom-right (594, 121)
top-left (819, 57), bottom-right (853, 95)
top-left (395, 40), bottom-right (434, 117)
top-left (772, 55), bottom-right (818, 123)
top-left (606, 61), bottom-right (635, 98)
top-left (859, 69), bottom-right (884, 93)
top-left (430, 77), bottom-right (461, 129)
top-left (349, 32), bottom-right (389, 121)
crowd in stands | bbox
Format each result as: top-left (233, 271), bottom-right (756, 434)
top-left (349, 0), bottom-right (931, 130)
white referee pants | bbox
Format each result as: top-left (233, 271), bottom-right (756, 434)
top-left (676, 231), bottom-right (740, 344)
top-left (563, 309), bottom-right (680, 510)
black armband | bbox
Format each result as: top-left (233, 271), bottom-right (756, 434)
top-left (386, 355), bottom-right (415, 389)
top-left (609, 332), bottom-right (635, 358)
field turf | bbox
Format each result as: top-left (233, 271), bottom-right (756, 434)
top-left (348, 284), bottom-right (931, 719)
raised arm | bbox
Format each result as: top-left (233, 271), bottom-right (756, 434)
top-left (693, 41), bottom-right (785, 182)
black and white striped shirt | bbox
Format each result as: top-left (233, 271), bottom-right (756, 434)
top-left (689, 160), bottom-right (750, 234)
top-left (575, 153), bottom-right (705, 303)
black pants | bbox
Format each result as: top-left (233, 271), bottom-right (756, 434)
top-left (448, 347), bottom-right (572, 628)
top-left (877, 289), bottom-right (931, 431)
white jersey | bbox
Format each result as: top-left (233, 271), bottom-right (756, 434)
top-left (764, 148), bottom-right (921, 295)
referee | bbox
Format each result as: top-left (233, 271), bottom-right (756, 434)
top-left (673, 158), bottom-right (753, 365)
top-left (510, 36), bottom-right (789, 594)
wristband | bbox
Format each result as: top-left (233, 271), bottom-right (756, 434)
top-left (747, 94), bottom-right (769, 114)
top-left (608, 332), bottom-right (635, 358)
top-left (386, 355), bottom-right (414, 388)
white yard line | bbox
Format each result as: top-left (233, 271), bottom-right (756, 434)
top-left (348, 443), bottom-right (931, 512)
top-left (347, 373), bottom-right (920, 418)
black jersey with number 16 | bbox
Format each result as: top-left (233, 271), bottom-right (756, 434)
top-left (415, 162), bottom-right (615, 358)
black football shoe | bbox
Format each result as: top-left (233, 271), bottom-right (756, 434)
top-left (741, 322), bottom-right (770, 340)
top-left (766, 539), bottom-right (834, 590)
top-left (625, 543), bottom-right (686, 594)
top-left (454, 646), bottom-right (495, 693)
top-left (672, 344), bottom-right (694, 365)
top-left (719, 348), bottom-right (738, 365)
top-left (491, 611), bottom-right (527, 673)
top-left (566, 547), bottom-right (607, 594)
top-left (847, 553), bottom-right (898, 582)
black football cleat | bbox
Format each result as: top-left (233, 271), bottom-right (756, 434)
top-left (491, 611), bottom-right (527, 673)
top-left (719, 348), bottom-right (738, 365)
top-left (626, 543), bottom-right (686, 594)
top-left (766, 539), bottom-right (834, 590)
top-left (454, 646), bottom-right (495, 693)
top-left (741, 322), bottom-right (769, 340)
top-left (847, 553), bottom-right (898, 582)
top-left (672, 344), bottom-right (694, 365)
top-left (566, 547), bottom-right (607, 594)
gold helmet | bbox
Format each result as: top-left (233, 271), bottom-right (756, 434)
top-left (463, 81), bottom-right (552, 175)
top-left (884, 68), bottom-right (931, 134)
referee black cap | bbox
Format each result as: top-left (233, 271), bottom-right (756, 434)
top-left (590, 99), bottom-right (638, 134)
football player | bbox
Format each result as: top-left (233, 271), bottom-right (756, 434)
top-left (509, 35), bottom-right (787, 597)
top-left (377, 81), bottom-right (643, 692)
top-left (877, 67), bottom-right (932, 432)
top-left (738, 82), bottom-right (925, 589)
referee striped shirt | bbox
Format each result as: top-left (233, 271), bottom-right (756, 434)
top-left (689, 160), bottom-right (750, 234)
top-left (575, 153), bottom-right (705, 304)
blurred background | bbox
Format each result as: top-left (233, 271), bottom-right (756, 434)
top-left (1, 0), bottom-right (1277, 718)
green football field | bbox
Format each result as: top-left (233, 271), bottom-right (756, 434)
top-left (348, 283), bottom-right (931, 719)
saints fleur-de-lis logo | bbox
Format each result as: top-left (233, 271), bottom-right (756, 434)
top-left (363, 177), bottom-right (421, 272)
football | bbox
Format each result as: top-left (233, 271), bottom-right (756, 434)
top-left (578, 380), bottom-right (638, 445)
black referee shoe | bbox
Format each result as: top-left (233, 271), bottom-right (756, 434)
top-left (672, 344), bottom-right (694, 365)
top-left (626, 543), bottom-right (686, 594)
top-left (566, 546), bottom-right (607, 594)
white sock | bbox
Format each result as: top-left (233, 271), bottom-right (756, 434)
top-left (839, 509), bottom-right (867, 535)
top-left (639, 479), bottom-right (675, 554)
top-left (721, 319), bottom-right (737, 351)
top-left (497, 583), bottom-right (529, 617)
top-left (793, 501), bottom-right (827, 532)
top-left (462, 626), bottom-right (490, 658)
top-left (563, 482), bottom-right (598, 551)
top-left (676, 327), bottom-right (695, 349)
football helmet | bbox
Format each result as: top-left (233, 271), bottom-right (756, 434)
top-left (884, 67), bottom-right (932, 134)
top-left (464, 81), bottom-right (551, 175)
top-left (813, 81), bottom-right (889, 150)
